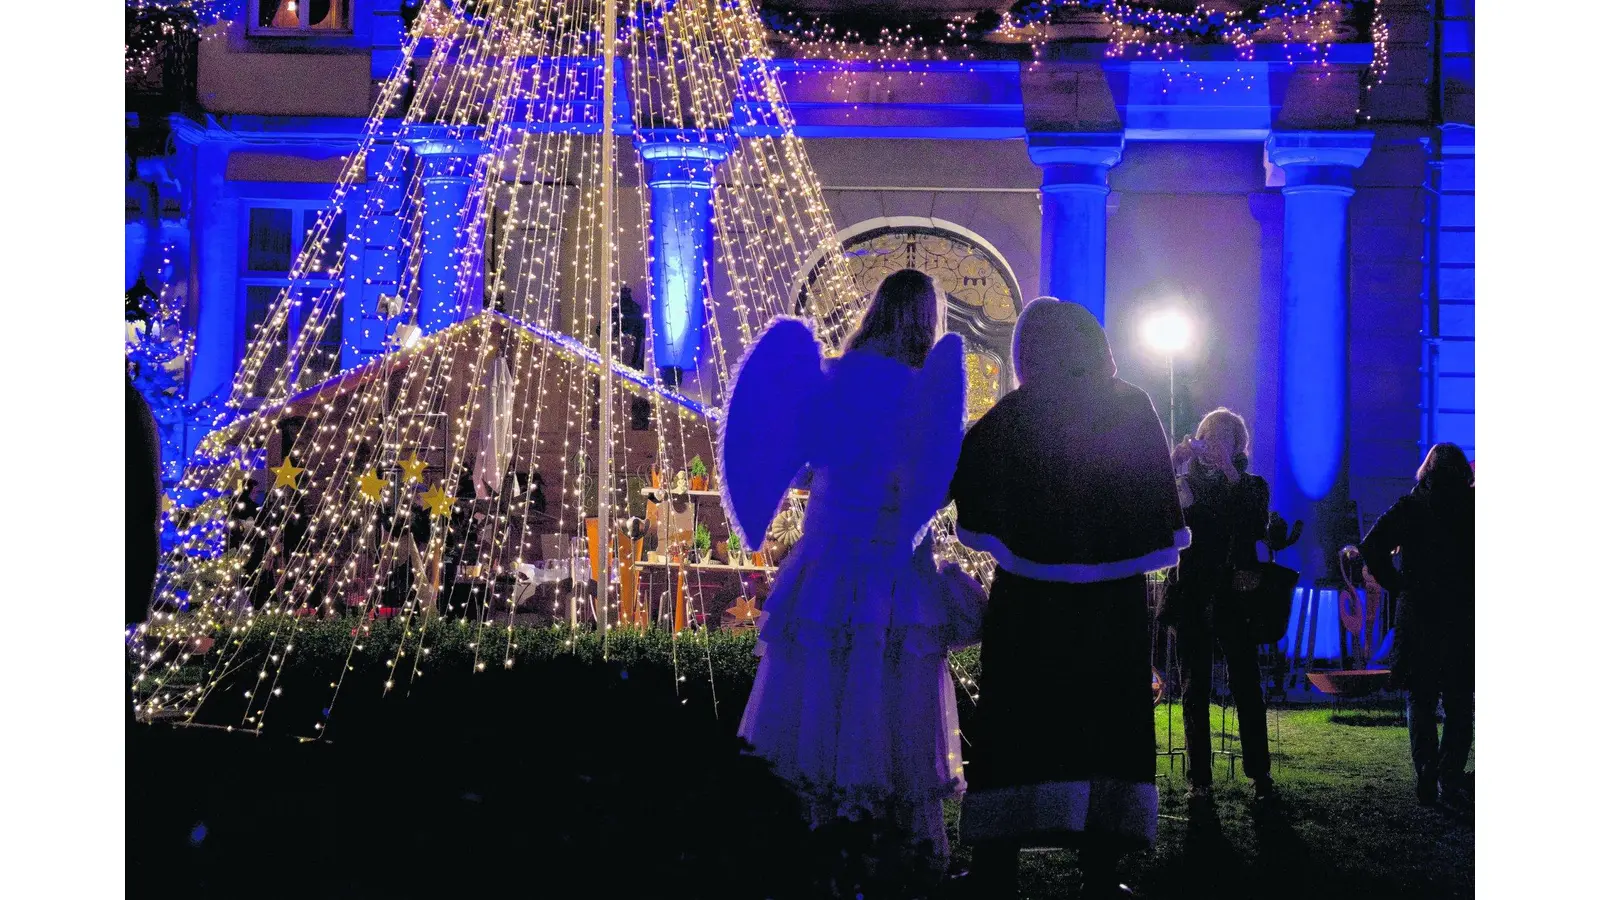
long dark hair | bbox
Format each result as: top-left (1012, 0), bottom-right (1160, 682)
top-left (844, 269), bottom-right (942, 368)
top-left (1417, 442), bottom-right (1473, 493)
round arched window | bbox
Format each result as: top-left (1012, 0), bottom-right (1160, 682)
top-left (799, 223), bottom-right (1022, 420)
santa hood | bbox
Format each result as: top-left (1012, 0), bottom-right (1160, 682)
top-left (952, 298), bottom-right (1189, 582)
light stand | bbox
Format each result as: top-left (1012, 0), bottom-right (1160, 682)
top-left (1168, 352), bottom-right (1177, 449)
top-left (1141, 307), bottom-right (1195, 791)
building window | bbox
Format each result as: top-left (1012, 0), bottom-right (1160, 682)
top-left (250, 1), bottom-right (352, 35)
top-left (247, 207), bottom-right (294, 272)
top-left (242, 205), bottom-right (347, 397)
top-left (798, 221), bottom-right (1022, 421)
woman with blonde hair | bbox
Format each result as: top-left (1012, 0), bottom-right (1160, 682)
top-left (1358, 443), bottom-right (1474, 806)
top-left (1161, 407), bottom-right (1276, 803)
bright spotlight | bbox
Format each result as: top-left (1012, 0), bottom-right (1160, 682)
top-left (1142, 309), bottom-right (1193, 356)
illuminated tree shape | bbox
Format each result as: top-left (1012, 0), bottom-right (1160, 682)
top-left (135, 0), bottom-right (864, 731)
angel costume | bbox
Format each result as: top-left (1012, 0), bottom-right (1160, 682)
top-left (952, 299), bottom-right (1188, 869)
top-left (717, 318), bottom-right (983, 865)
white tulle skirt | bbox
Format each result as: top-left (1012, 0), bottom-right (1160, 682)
top-left (737, 534), bottom-right (980, 865)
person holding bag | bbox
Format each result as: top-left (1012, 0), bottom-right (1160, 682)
top-left (1160, 407), bottom-right (1275, 803)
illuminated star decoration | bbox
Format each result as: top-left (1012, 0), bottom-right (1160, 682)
top-left (421, 484), bottom-right (454, 518)
top-left (722, 596), bottom-right (761, 629)
top-left (357, 469), bottom-right (387, 502)
top-left (270, 458), bottom-right (306, 490)
top-left (399, 453), bottom-right (428, 484)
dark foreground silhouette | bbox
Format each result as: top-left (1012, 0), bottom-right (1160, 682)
top-left (128, 657), bottom-right (940, 900)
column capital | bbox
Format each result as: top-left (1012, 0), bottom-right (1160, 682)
top-left (1026, 132), bottom-right (1125, 168)
top-left (401, 125), bottom-right (489, 159)
top-left (1026, 132), bottom-right (1125, 192)
top-left (402, 126), bottom-right (489, 181)
top-left (1266, 130), bottom-right (1373, 192)
top-left (637, 135), bottom-right (732, 188)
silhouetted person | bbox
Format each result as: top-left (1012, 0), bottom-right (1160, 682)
top-left (1162, 408), bottom-right (1275, 803)
top-left (596, 285), bottom-right (647, 371)
top-left (1359, 443), bottom-right (1475, 806)
top-left (127, 379), bottom-right (161, 626)
top-left (227, 478), bottom-right (261, 551)
top-left (617, 284), bottom-right (647, 370)
top-left (528, 471), bottom-right (548, 515)
top-left (444, 468), bottom-right (483, 615)
top-left (126, 379), bottom-right (162, 726)
top-left (954, 299), bottom-right (1188, 899)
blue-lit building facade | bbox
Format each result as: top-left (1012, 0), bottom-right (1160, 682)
top-left (126, 0), bottom-right (1474, 587)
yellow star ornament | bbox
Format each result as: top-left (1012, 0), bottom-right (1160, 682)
top-left (399, 453), bottom-right (428, 484)
top-left (270, 459), bottom-right (306, 490)
top-left (421, 483), bottom-right (454, 518)
top-left (357, 469), bottom-right (387, 502)
top-left (722, 596), bottom-right (761, 629)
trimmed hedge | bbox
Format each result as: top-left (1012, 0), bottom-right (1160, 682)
top-left (168, 616), bottom-right (982, 738)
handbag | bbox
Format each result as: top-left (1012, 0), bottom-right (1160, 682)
top-left (1224, 517), bottom-right (1298, 644)
top-left (1232, 560), bottom-right (1299, 644)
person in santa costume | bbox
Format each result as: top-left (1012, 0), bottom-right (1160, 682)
top-left (952, 297), bottom-right (1189, 899)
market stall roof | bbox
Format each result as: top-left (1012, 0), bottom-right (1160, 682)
top-left (203, 310), bottom-right (714, 453)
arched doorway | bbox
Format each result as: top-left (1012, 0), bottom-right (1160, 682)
top-left (796, 217), bottom-right (1022, 421)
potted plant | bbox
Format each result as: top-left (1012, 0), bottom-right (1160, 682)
top-left (692, 523), bottom-right (712, 564)
top-left (688, 455), bottom-right (709, 491)
top-left (726, 529), bottom-right (745, 567)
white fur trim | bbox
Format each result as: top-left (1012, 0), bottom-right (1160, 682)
top-left (956, 526), bottom-right (1191, 583)
top-left (961, 778), bottom-right (1158, 847)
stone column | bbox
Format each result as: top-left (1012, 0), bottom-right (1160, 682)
top-left (1267, 131), bottom-right (1372, 500)
top-left (1027, 132), bottom-right (1124, 324)
top-left (638, 138), bottom-right (730, 385)
top-left (355, 143), bottom-right (406, 365)
top-left (1266, 130), bottom-right (1372, 578)
top-left (188, 140), bottom-right (240, 411)
top-left (403, 128), bottom-right (489, 335)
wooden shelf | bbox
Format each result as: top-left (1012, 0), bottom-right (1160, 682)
top-left (674, 489), bottom-right (807, 501)
top-left (637, 560), bottom-right (776, 574)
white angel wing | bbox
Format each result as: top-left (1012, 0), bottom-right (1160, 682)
top-left (899, 332), bottom-right (967, 533)
top-left (716, 318), bottom-right (825, 548)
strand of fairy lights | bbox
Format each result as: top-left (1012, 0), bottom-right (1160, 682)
top-left (135, 22), bottom-right (438, 713)
top-left (143, 3), bottom-right (504, 721)
top-left (467, 32), bottom-right (588, 666)
top-left (261, 1), bottom-right (569, 721)
top-left (284, 10), bottom-right (533, 715)
top-left (196, 17), bottom-right (503, 721)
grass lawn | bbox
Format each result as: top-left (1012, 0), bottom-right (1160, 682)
top-left (943, 701), bottom-right (1474, 899)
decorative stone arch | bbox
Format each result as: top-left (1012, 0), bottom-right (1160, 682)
top-left (795, 216), bottom-right (1023, 420)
